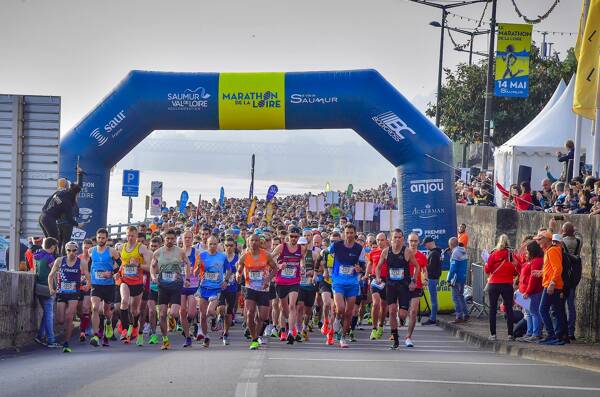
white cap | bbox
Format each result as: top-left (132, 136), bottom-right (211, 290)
top-left (298, 236), bottom-right (308, 245)
top-left (552, 234), bottom-right (563, 242)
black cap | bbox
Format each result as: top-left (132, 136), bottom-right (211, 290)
top-left (423, 237), bottom-right (434, 244)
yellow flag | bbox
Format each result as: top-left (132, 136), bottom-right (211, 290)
top-left (575, 0), bottom-right (590, 60)
top-left (266, 201), bottom-right (274, 224)
top-left (325, 182), bottom-right (331, 192)
top-left (573, 0), bottom-right (600, 120)
top-left (246, 196), bottom-right (257, 225)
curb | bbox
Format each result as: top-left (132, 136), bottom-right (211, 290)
top-left (438, 319), bottom-right (600, 373)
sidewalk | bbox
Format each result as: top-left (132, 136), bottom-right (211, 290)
top-left (437, 314), bottom-right (600, 373)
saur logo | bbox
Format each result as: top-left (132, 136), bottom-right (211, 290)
top-left (222, 91), bottom-right (281, 108)
top-left (167, 87), bottom-right (210, 111)
top-left (89, 110), bottom-right (126, 147)
top-left (409, 179), bottom-right (444, 194)
top-left (372, 112), bottom-right (416, 142)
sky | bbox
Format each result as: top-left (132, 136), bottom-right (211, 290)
top-left (0, 0), bottom-right (581, 186)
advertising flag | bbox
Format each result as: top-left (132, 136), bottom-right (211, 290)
top-left (246, 196), bottom-right (257, 225)
top-left (179, 191), bottom-right (189, 213)
top-left (494, 23), bottom-right (533, 98)
top-left (325, 182), bottom-right (331, 192)
top-left (346, 184), bottom-right (353, 198)
top-left (266, 184), bottom-right (278, 201)
top-left (219, 187), bottom-right (225, 207)
top-left (573, 0), bottom-right (599, 120)
top-left (266, 201), bottom-right (274, 224)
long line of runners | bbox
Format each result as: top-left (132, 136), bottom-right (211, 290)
top-left (45, 223), bottom-right (430, 352)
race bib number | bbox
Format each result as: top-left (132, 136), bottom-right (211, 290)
top-left (249, 271), bottom-right (263, 281)
top-left (282, 266), bottom-right (297, 278)
top-left (204, 272), bottom-right (219, 282)
top-left (61, 282), bottom-right (76, 292)
top-left (124, 265), bottom-right (138, 277)
top-left (162, 272), bottom-right (177, 282)
top-left (389, 268), bottom-right (404, 281)
top-left (339, 265), bottom-right (354, 276)
top-left (95, 270), bottom-right (109, 279)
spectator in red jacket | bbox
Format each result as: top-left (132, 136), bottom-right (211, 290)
top-left (514, 181), bottom-right (533, 211)
top-left (25, 236), bottom-right (43, 271)
top-left (485, 234), bottom-right (519, 341)
top-left (517, 241), bottom-right (544, 342)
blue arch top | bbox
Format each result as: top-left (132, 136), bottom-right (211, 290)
top-left (60, 69), bottom-right (456, 246)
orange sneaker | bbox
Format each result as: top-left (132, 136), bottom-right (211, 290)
top-left (326, 330), bottom-right (334, 345)
top-left (280, 331), bottom-right (287, 342)
top-left (292, 328), bottom-right (298, 338)
top-left (131, 327), bottom-right (139, 338)
top-left (321, 322), bottom-right (329, 335)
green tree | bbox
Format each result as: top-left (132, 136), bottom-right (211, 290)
top-left (426, 45), bottom-right (577, 146)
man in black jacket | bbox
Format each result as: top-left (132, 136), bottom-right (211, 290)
top-left (422, 237), bottom-right (442, 325)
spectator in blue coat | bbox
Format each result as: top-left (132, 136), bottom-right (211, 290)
top-left (447, 237), bottom-right (469, 323)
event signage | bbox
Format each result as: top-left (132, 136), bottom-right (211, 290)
top-left (150, 181), bottom-right (163, 216)
top-left (179, 191), bottom-right (189, 213)
top-left (122, 169), bottom-right (139, 197)
top-left (494, 23), bottom-right (533, 98)
top-left (266, 184), bottom-right (278, 201)
top-left (219, 187), bottom-right (225, 207)
top-left (346, 184), bottom-right (353, 198)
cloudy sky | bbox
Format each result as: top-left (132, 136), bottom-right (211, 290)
top-left (0, 0), bottom-right (580, 184)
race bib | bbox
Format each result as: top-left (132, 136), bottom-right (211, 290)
top-left (282, 265), bottom-right (297, 278)
top-left (162, 271), bottom-right (177, 282)
top-left (124, 265), bottom-right (138, 277)
top-left (61, 282), bottom-right (76, 292)
top-left (95, 270), bottom-right (110, 279)
top-left (300, 276), bottom-right (311, 286)
top-left (249, 270), bottom-right (263, 281)
top-left (389, 268), bottom-right (404, 281)
top-left (204, 272), bottom-right (219, 282)
top-left (339, 265), bottom-right (354, 276)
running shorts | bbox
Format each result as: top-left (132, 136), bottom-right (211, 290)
top-left (181, 287), bottom-right (198, 296)
top-left (298, 288), bottom-right (316, 307)
top-left (57, 293), bottom-right (81, 303)
top-left (142, 289), bottom-right (149, 301)
top-left (276, 284), bottom-right (300, 299)
top-left (409, 288), bottom-right (423, 300)
top-left (122, 283), bottom-right (143, 297)
top-left (370, 281), bottom-right (387, 301)
top-left (332, 283), bottom-right (359, 298)
top-left (244, 288), bottom-right (270, 307)
top-left (158, 285), bottom-right (181, 305)
top-left (268, 282), bottom-right (277, 300)
top-left (318, 281), bottom-right (333, 294)
top-left (386, 281), bottom-right (410, 310)
top-left (91, 284), bottom-right (114, 303)
top-left (199, 287), bottom-right (221, 301)
top-left (148, 289), bottom-right (158, 302)
top-left (218, 290), bottom-right (237, 315)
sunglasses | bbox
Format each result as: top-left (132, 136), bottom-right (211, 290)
top-left (225, 244), bottom-right (234, 247)
top-left (290, 235), bottom-right (300, 238)
top-left (66, 249), bottom-right (77, 252)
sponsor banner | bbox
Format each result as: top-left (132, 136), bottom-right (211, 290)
top-left (372, 111), bottom-right (417, 142)
top-left (246, 196), bottom-right (257, 225)
top-left (89, 109), bottom-right (127, 147)
top-left (419, 270), bottom-right (455, 313)
top-left (179, 190), bottom-right (189, 213)
top-left (266, 184), bottom-right (278, 201)
top-left (219, 72), bottom-right (285, 129)
top-left (167, 86), bottom-right (210, 111)
top-left (494, 23), bottom-right (532, 98)
top-left (289, 93), bottom-right (338, 105)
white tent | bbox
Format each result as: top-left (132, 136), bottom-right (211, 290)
top-left (494, 75), bottom-right (593, 205)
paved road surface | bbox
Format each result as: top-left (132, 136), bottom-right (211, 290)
top-left (2, 323), bottom-right (600, 397)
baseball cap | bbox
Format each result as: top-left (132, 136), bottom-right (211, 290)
top-left (533, 231), bottom-right (553, 241)
top-left (423, 237), bottom-right (434, 244)
top-left (298, 236), bottom-right (308, 245)
top-left (552, 233), bottom-right (563, 242)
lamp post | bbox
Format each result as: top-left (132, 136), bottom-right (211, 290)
top-left (430, 21), bottom-right (490, 166)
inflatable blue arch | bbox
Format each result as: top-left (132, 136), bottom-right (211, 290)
top-left (60, 69), bottom-right (456, 245)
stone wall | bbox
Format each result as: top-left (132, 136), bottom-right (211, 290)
top-left (457, 205), bottom-right (600, 342)
top-left (0, 271), bottom-right (38, 349)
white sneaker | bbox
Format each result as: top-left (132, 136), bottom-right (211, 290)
top-left (264, 324), bottom-right (273, 337)
top-left (258, 336), bottom-right (266, 345)
top-left (339, 336), bottom-right (349, 348)
top-left (143, 323), bottom-right (151, 335)
top-left (488, 335), bottom-right (497, 341)
top-left (270, 327), bottom-right (279, 337)
top-left (404, 337), bottom-right (414, 348)
top-left (333, 319), bottom-right (342, 334)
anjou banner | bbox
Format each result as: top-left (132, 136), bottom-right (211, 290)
top-left (494, 23), bottom-right (533, 98)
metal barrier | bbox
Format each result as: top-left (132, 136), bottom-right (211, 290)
top-left (106, 222), bottom-right (144, 240)
top-left (468, 263), bottom-right (488, 318)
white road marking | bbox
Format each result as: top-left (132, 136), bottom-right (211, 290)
top-left (263, 374), bottom-right (600, 391)
top-left (240, 368), bottom-right (261, 379)
top-left (235, 382), bottom-right (257, 397)
top-left (267, 357), bottom-right (556, 366)
top-left (266, 346), bottom-right (492, 353)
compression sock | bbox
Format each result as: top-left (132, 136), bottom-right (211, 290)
top-left (80, 314), bottom-right (90, 332)
top-left (259, 320), bottom-right (269, 336)
top-left (391, 328), bottom-right (399, 343)
top-left (120, 309), bottom-right (130, 330)
top-left (351, 315), bottom-right (358, 331)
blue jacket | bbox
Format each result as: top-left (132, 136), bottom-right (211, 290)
top-left (447, 246), bottom-right (468, 285)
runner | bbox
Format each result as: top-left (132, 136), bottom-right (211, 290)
top-left (272, 226), bottom-right (305, 345)
top-left (77, 238), bottom-right (93, 342)
top-left (146, 236), bottom-right (162, 344)
top-left (366, 232), bottom-right (388, 340)
top-left (376, 228), bottom-right (418, 349)
top-left (89, 228), bottom-right (120, 347)
top-left (329, 224), bottom-right (366, 348)
top-left (179, 230), bottom-right (200, 344)
top-left (117, 225), bottom-right (152, 344)
top-left (318, 231), bottom-right (340, 345)
top-left (236, 234), bottom-right (278, 350)
top-left (297, 232), bottom-right (318, 341)
top-left (218, 237), bottom-right (238, 345)
top-left (197, 236), bottom-right (230, 348)
top-left (150, 229), bottom-right (192, 350)
top-left (405, 232), bottom-right (428, 347)
top-left (48, 241), bottom-right (91, 352)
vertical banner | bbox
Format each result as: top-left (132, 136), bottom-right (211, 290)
top-left (573, 0), bottom-right (599, 120)
top-left (325, 182), bottom-right (331, 192)
top-left (346, 184), bottom-right (353, 198)
top-left (219, 187), bottom-right (225, 207)
top-left (266, 201), bottom-right (274, 224)
top-left (266, 184), bottom-right (278, 201)
top-left (179, 190), bottom-right (189, 213)
top-left (494, 23), bottom-right (533, 98)
top-left (246, 196), bottom-right (257, 225)
top-left (150, 181), bottom-right (163, 216)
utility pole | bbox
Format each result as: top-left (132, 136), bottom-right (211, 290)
top-left (480, 0), bottom-right (497, 172)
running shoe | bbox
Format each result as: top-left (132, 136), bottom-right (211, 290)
top-left (370, 329), bottom-right (377, 340)
top-left (143, 323), bottom-right (151, 335)
top-left (183, 337), bottom-right (193, 348)
top-left (148, 334), bottom-right (158, 345)
top-left (264, 324), bottom-right (273, 337)
top-left (321, 322), bottom-right (329, 335)
top-left (301, 330), bottom-right (309, 341)
top-left (131, 326), bottom-right (139, 338)
top-left (176, 323), bottom-right (183, 333)
top-left (488, 335), bottom-right (497, 341)
top-left (203, 337), bottom-right (210, 348)
top-left (334, 331), bottom-right (341, 342)
top-left (79, 332), bottom-right (86, 342)
top-left (136, 334), bottom-right (144, 346)
top-left (271, 327), bottom-right (279, 338)
top-left (34, 337), bottom-right (46, 346)
top-left (249, 340), bottom-right (259, 350)
top-left (47, 342), bottom-right (61, 348)
top-left (126, 325), bottom-right (134, 337)
top-left (295, 334), bottom-right (302, 343)
top-left (123, 334), bottom-right (131, 344)
top-left (287, 333), bottom-right (295, 345)
top-left (421, 319), bottom-right (436, 326)
top-left (161, 339), bottom-right (170, 350)
top-left (280, 331), bottom-right (287, 342)
top-left (333, 319), bottom-right (342, 334)
top-left (196, 333), bottom-right (205, 342)
top-left (62, 343), bottom-right (71, 353)
top-left (405, 337), bottom-right (414, 348)
top-left (339, 336), bottom-right (349, 348)
top-left (326, 331), bottom-right (334, 345)
top-left (244, 327), bottom-right (251, 339)
top-left (349, 330), bottom-right (357, 342)
top-left (258, 336), bottom-right (265, 346)
top-left (102, 336), bottom-right (110, 347)
top-left (104, 321), bottom-right (113, 339)
top-left (90, 335), bottom-right (100, 347)
top-left (223, 334), bottom-right (230, 346)
top-left (390, 340), bottom-right (399, 350)
top-left (376, 326), bottom-right (384, 339)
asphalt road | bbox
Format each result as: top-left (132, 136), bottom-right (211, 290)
top-left (2, 322), bottom-right (600, 397)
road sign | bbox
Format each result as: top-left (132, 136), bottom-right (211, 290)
top-left (122, 169), bottom-right (140, 197)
